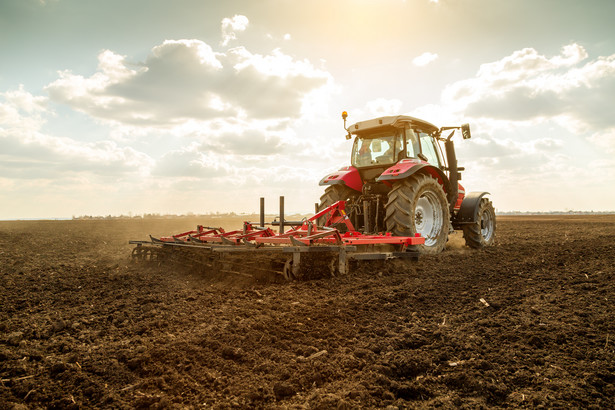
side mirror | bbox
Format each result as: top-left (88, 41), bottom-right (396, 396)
top-left (461, 123), bottom-right (471, 139)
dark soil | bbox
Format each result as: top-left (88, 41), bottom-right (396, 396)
top-left (0, 215), bottom-right (614, 408)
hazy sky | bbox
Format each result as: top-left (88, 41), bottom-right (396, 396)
top-left (1, 0), bottom-right (614, 218)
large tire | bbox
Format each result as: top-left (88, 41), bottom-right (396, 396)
top-left (316, 185), bottom-right (358, 227)
top-left (462, 198), bottom-right (496, 248)
top-left (384, 173), bottom-right (450, 254)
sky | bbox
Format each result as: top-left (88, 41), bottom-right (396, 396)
top-left (1, 0), bottom-right (614, 218)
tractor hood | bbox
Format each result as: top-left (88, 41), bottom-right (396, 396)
top-left (348, 115), bottom-right (439, 135)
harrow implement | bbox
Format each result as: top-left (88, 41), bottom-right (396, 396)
top-left (129, 197), bottom-right (424, 280)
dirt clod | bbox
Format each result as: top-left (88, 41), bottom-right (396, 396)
top-left (5, 332), bottom-right (24, 346)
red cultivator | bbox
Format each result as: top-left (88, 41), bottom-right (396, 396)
top-left (130, 198), bottom-right (424, 280)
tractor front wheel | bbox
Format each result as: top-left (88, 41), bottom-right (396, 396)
top-left (384, 174), bottom-right (450, 254)
top-left (462, 198), bottom-right (496, 248)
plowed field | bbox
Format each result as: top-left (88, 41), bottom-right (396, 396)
top-left (1, 215), bottom-right (614, 408)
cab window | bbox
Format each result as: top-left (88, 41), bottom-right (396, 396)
top-left (405, 129), bottom-right (420, 158)
top-left (351, 132), bottom-right (400, 167)
top-left (419, 132), bottom-right (441, 166)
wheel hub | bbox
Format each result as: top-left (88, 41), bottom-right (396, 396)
top-left (415, 210), bottom-right (424, 226)
top-left (415, 191), bottom-right (443, 247)
top-left (481, 209), bottom-right (494, 241)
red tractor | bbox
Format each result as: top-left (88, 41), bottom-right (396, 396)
top-left (317, 112), bottom-right (496, 254)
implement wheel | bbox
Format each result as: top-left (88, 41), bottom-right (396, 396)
top-left (462, 198), bottom-right (496, 248)
top-left (384, 173), bottom-right (450, 254)
top-left (316, 184), bottom-right (358, 227)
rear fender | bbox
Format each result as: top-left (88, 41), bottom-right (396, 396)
top-left (456, 192), bottom-right (490, 224)
top-left (377, 159), bottom-right (450, 191)
top-left (319, 166), bottom-right (362, 192)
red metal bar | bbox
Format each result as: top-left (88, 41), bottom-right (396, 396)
top-left (151, 200), bottom-right (425, 248)
top-left (254, 228), bottom-right (344, 246)
top-left (341, 235), bottom-right (424, 246)
top-left (308, 200), bottom-right (355, 231)
top-left (192, 228), bottom-right (224, 238)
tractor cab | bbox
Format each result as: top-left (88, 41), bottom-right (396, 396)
top-left (318, 112), bottom-right (495, 254)
top-left (346, 115), bottom-right (443, 183)
top-left (350, 126), bottom-right (444, 169)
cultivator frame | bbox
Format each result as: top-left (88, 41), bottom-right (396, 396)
top-left (130, 197), bottom-right (424, 280)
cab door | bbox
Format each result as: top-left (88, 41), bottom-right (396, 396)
top-left (418, 132), bottom-right (443, 168)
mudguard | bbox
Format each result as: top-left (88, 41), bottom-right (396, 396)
top-left (456, 192), bottom-right (490, 224)
top-left (319, 166), bottom-right (362, 192)
top-left (377, 159), bottom-right (449, 191)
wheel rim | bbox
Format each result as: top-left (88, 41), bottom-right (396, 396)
top-left (415, 191), bottom-right (444, 247)
top-left (481, 208), bottom-right (495, 242)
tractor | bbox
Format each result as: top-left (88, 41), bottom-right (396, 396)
top-left (317, 112), bottom-right (496, 254)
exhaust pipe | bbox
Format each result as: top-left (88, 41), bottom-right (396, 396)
top-left (445, 132), bottom-right (458, 213)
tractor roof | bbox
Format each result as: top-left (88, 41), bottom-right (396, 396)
top-left (349, 115), bottom-right (438, 135)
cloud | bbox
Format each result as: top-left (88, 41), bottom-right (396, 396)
top-left (202, 130), bottom-right (285, 156)
top-left (443, 43), bottom-right (615, 132)
top-left (0, 88), bottom-right (153, 180)
top-left (152, 144), bottom-right (230, 179)
top-left (221, 15), bottom-right (249, 47)
top-left (0, 85), bottom-right (48, 131)
top-left (0, 129), bottom-right (153, 180)
top-left (0, 84), bottom-right (329, 218)
top-left (151, 141), bottom-right (322, 190)
top-left (588, 129), bottom-right (615, 154)
top-left (402, 44), bottom-right (615, 211)
top-left (364, 98), bottom-right (403, 116)
top-left (45, 38), bottom-right (333, 128)
top-left (413, 52), bottom-right (438, 67)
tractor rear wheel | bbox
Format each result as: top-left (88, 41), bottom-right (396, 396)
top-left (462, 198), bottom-right (496, 248)
top-left (316, 185), bottom-right (358, 227)
top-left (384, 173), bottom-right (450, 254)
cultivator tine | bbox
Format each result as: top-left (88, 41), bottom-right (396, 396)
top-left (220, 236), bottom-right (236, 245)
top-left (241, 238), bottom-right (261, 248)
top-left (131, 245), bottom-right (143, 260)
top-left (289, 236), bottom-right (307, 246)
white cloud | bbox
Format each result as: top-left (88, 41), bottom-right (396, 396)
top-left (588, 129), bottom-right (615, 154)
top-left (413, 52), bottom-right (438, 67)
top-left (45, 39), bottom-right (333, 128)
top-left (442, 43), bottom-right (615, 133)
top-left (0, 84), bottom-right (332, 217)
top-left (364, 98), bottom-right (403, 116)
top-left (152, 144), bottom-right (230, 179)
top-left (33, 15), bottom-right (337, 213)
top-left (2, 85), bottom-right (48, 114)
top-left (0, 86), bottom-right (49, 135)
top-left (402, 44), bottom-right (615, 211)
top-left (150, 138), bottom-right (324, 196)
top-left (0, 88), bottom-right (153, 180)
top-left (221, 15), bottom-right (249, 47)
